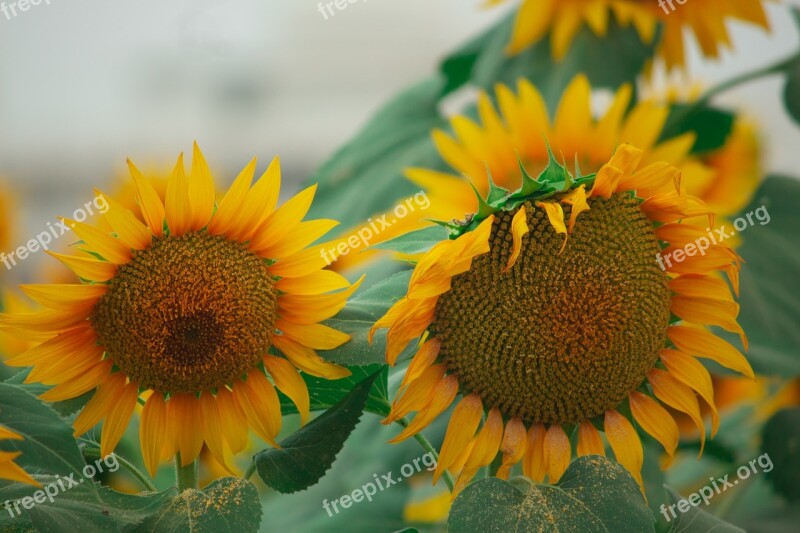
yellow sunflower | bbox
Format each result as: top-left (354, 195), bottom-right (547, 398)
top-left (330, 75), bottom-right (707, 270)
top-left (0, 144), bottom-right (361, 478)
top-left (0, 425), bottom-right (39, 486)
top-left (372, 143), bottom-right (751, 495)
top-left (497, 0), bottom-right (772, 69)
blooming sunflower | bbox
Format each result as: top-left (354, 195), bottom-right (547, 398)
top-left (372, 144), bottom-right (751, 494)
top-left (497, 0), bottom-right (772, 69)
top-left (0, 144), bottom-right (360, 477)
top-left (0, 424), bottom-right (39, 486)
top-left (330, 75), bottom-right (707, 271)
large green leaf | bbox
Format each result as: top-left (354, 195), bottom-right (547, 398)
top-left (783, 8), bottom-right (800, 126)
top-left (722, 176), bottom-right (800, 376)
top-left (448, 456), bottom-right (654, 532)
top-left (660, 104), bottom-right (735, 154)
top-left (660, 486), bottom-right (744, 533)
top-left (253, 371), bottom-right (380, 494)
top-left (761, 407), bottom-right (800, 502)
top-left (279, 364), bottom-right (391, 417)
top-left (323, 270), bottom-right (412, 366)
top-left (306, 79), bottom-right (447, 229)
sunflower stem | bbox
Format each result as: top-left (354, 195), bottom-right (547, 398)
top-left (175, 453), bottom-right (198, 492)
top-left (82, 447), bottom-right (157, 493)
top-left (665, 50), bottom-right (800, 131)
top-left (243, 462), bottom-right (257, 481)
top-left (397, 417), bottom-right (455, 493)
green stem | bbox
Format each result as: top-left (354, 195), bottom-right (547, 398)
top-left (397, 418), bottom-right (455, 493)
top-left (175, 453), bottom-right (198, 492)
top-left (243, 462), bottom-right (257, 481)
top-left (83, 447), bottom-right (157, 493)
top-left (666, 51), bottom-right (800, 130)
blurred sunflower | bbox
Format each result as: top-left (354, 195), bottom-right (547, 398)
top-left (497, 0), bottom-right (772, 69)
top-left (372, 143), bottom-right (751, 494)
top-left (0, 144), bottom-right (361, 477)
top-left (0, 425), bottom-right (38, 486)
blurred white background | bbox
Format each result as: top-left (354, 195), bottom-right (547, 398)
top-left (0, 0), bottom-right (799, 276)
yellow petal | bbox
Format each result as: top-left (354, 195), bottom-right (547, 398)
top-left (384, 365), bottom-right (447, 425)
top-left (604, 409), bottom-right (644, 490)
top-left (19, 284), bottom-right (106, 312)
top-left (667, 325), bottom-right (753, 378)
top-left (497, 417), bottom-right (527, 480)
top-left (188, 142), bottom-right (216, 231)
top-left (98, 190), bottom-right (153, 250)
top-left (660, 348), bottom-right (719, 435)
top-left (165, 154), bottom-right (192, 237)
top-left (561, 184), bottom-right (589, 233)
top-left (140, 393), bottom-right (168, 477)
top-left (39, 360), bottom-right (113, 402)
top-left (275, 270), bottom-right (350, 295)
top-left (522, 423), bottom-right (547, 482)
top-left (434, 393), bottom-right (482, 484)
top-left (648, 368), bottom-right (706, 454)
top-left (47, 251), bottom-right (117, 282)
top-left (400, 338), bottom-right (441, 391)
top-left (128, 159), bottom-right (165, 237)
top-left (215, 388), bottom-right (249, 454)
top-left (207, 158), bottom-right (257, 237)
top-left (389, 374), bottom-right (458, 443)
top-left (249, 183), bottom-right (317, 252)
top-left (228, 157), bottom-right (283, 243)
top-left (271, 334), bottom-right (351, 380)
top-left (544, 425), bottom-right (571, 482)
top-left (454, 407), bottom-right (503, 496)
top-left (169, 393), bottom-right (204, 465)
top-left (276, 321), bottom-right (350, 351)
top-left (62, 218), bottom-right (131, 265)
top-left (264, 355), bottom-right (310, 426)
top-left (629, 391), bottom-right (679, 457)
top-left (504, 206), bottom-right (529, 272)
top-left (535, 202), bottom-right (567, 252)
top-left (199, 392), bottom-right (232, 473)
top-left (577, 420), bottom-right (605, 457)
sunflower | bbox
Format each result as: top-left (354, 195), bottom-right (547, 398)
top-left (0, 425), bottom-right (39, 486)
top-left (0, 144), bottom-right (361, 477)
top-left (330, 75), bottom-right (707, 270)
top-left (372, 143), bottom-right (751, 494)
top-left (497, 0), bottom-right (772, 69)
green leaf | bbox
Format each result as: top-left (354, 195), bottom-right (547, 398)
top-left (279, 364), bottom-right (391, 417)
top-left (448, 456), bottom-right (654, 532)
top-left (253, 371), bottom-right (380, 494)
top-left (371, 225), bottom-right (450, 255)
top-left (323, 270), bottom-right (412, 366)
top-left (0, 477), bottom-right (180, 532)
top-left (465, 12), bottom-right (656, 111)
top-left (721, 176), bottom-right (800, 376)
top-left (660, 486), bottom-right (744, 533)
top-left (784, 60), bottom-right (800, 126)
top-left (761, 407), bottom-right (800, 502)
top-left (135, 478), bottom-right (262, 532)
top-left (660, 104), bottom-right (736, 154)
top-left (306, 79), bottom-right (447, 229)
top-left (0, 381), bottom-right (88, 478)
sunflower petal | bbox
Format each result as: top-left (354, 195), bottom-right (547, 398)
top-left (629, 391), bottom-right (679, 457)
top-left (264, 355), bottom-right (311, 426)
top-left (504, 206), bottom-right (529, 272)
top-left (604, 409), bottom-right (644, 490)
top-left (544, 425), bottom-right (571, 482)
top-left (497, 417), bottom-right (527, 480)
top-left (140, 393), bottom-right (168, 477)
top-left (434, 393), bottom-right (482, 484)
top-left (577, 420), bottom-right (604, 457)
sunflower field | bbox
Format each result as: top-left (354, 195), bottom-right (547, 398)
top-left (1, 1), bottom-right (799, 532)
